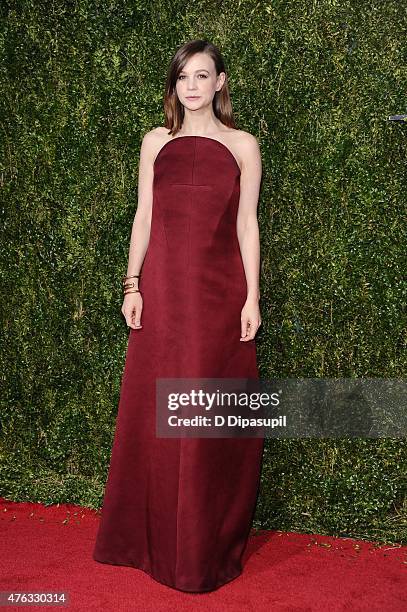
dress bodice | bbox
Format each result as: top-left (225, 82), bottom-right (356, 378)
top-left (153, 135), bottom-right (241, 188)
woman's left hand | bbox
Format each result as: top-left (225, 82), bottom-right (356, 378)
top-left (240, 297), bottom-right (262, 341)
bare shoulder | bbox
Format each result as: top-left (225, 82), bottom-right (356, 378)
top-left (140, 126), bottom-right (170, 162)
top-left (226, 129), bottom-right (261, 170)
top-left (141, 126), bottom-right (169, 146)
top-left (230, 129), bottom-right (260, 154)
top-left (147, 126), bottom-right (170, 137)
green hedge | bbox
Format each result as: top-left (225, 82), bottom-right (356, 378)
top-left (0, 0), bottom-right (405, 543)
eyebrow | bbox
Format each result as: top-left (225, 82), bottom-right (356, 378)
top-left (179, 68), bottom-right (210, 74)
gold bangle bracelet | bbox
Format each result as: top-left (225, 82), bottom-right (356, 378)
top-left (124, 289), bottom-right (141, 295)
top-left (122, 274), bottom-right (140, 285)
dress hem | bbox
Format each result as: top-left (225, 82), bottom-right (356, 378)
top-left (92, 554), bottom-right (243, 593)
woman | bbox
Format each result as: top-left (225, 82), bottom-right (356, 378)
top-left (93, 38), bottom-right (264, 593)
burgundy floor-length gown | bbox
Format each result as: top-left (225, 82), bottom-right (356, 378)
top-left (93, 135), bottom-right (265, 592)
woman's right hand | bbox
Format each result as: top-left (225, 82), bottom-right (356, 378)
top-left (121, 292), bottom-right (143, 330)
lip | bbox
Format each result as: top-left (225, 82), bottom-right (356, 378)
top-left (186, 96), bottom-right (200, 99)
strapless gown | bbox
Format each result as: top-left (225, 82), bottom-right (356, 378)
top-left (92, 135), bottom-right (265, 592)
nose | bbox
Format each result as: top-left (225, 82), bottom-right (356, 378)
top-left (186, 77), bottom-right (198, 91)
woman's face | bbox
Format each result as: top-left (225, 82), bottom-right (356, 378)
top-left (175, 52), bottom-right (225, 110)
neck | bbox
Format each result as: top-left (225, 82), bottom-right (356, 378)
top-left (179, 108), bottom-right (223, 135)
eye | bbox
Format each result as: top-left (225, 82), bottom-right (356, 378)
top-left (177, 74), bottom-right (207, 80)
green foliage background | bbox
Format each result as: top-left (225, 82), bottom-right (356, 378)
top-left (0, 0), bottom-right (405, 543)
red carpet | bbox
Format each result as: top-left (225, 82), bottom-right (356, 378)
top-left (0, 497), bottom-right (405, 611)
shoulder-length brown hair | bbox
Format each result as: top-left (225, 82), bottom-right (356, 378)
top-left (162, 39), bottom-right (237, 135)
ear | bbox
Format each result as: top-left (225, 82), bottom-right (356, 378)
top-left (216, 71), bottom-right (226, 91)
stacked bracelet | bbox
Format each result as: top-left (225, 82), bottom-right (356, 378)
top-left (122, 274), bottom-right (142, 296)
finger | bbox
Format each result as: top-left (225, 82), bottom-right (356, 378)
top-left (240, 317), bottom-right (248, 339)
top-left (125, 308), bottom-right (137, 330)
top-left (133, 305), bottom-right (143, 329)
top-left (128, 314), bottom-right (137, 329)
top-left (245, 322), bottom-right (256, 341)
top-left (240, 318), bottom-right (251, 341)
top-left (243, 319), bottom-right (260, 341)
top-left (123, 310), bottom-right (132, 328)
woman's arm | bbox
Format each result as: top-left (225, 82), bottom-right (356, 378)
top-left (121, 131), bottom-right (156, 329)
top-left (236, 133), bottom-right (262, 340)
